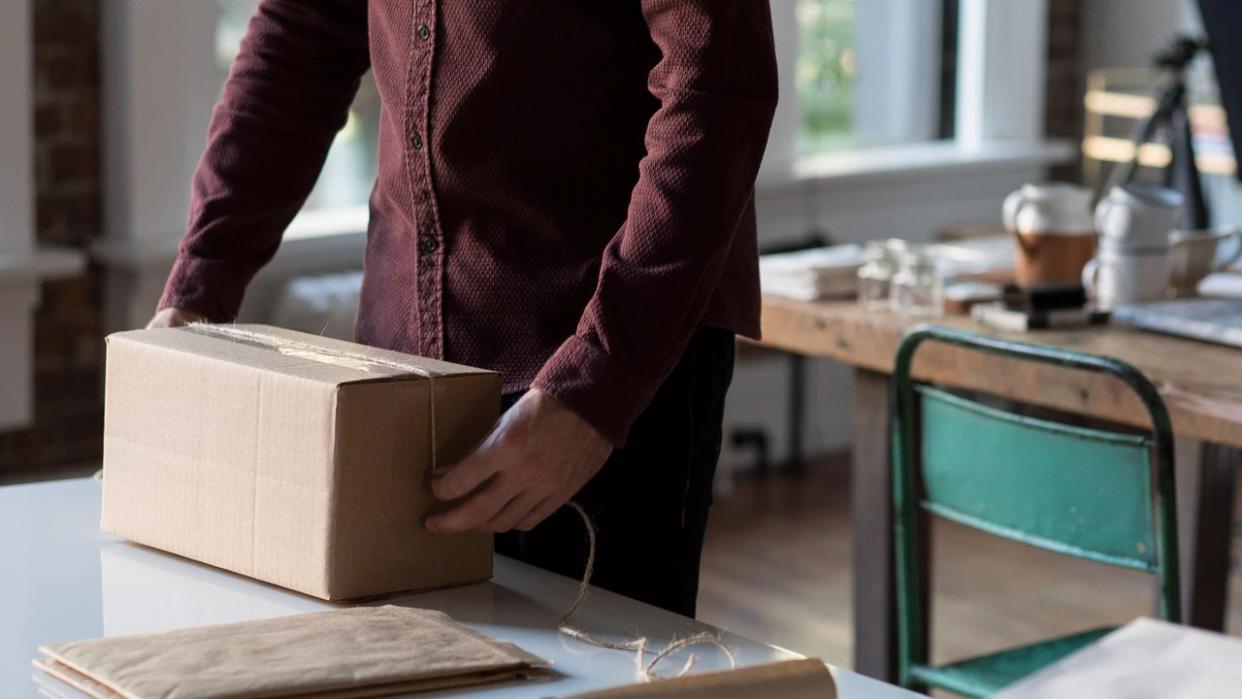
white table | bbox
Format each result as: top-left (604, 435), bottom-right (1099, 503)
top-left (1, 478), bottom-right (914, 698)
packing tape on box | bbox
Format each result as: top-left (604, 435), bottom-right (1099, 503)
top-left (559, 502), bottom-right (736, 681)
top-left (185, 323), bottom-right (446, 472)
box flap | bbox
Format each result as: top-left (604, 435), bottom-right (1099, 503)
top-left (105, 325), bottom-right (495, 387)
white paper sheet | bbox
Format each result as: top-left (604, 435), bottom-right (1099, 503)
top-left (997, 618), bottom-right (1242, 698)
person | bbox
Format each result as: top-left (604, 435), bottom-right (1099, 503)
top-left (150, 1), bottom-right (777, 618)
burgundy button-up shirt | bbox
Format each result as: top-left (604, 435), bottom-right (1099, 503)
top-left (159, 0), bottom-right (778, 445)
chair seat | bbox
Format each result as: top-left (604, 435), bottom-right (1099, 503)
top-left (908, 626), bottom-right (1116, 698)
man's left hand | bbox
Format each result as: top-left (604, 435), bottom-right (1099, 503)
top-left (425, 388), bottom-right (612, 534)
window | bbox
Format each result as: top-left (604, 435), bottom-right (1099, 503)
top-left (215, 0), bottom-right (380, 213)
top-left (793, 0), bottom-right (948, 155)
top-left (795, 0), bottom-right (857, 153)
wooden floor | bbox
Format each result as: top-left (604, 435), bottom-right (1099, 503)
top-left (697, 453), bottom-right (1242, 671)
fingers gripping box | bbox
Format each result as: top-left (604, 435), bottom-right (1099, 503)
top-left (101, 324), bottom-right (497, 600)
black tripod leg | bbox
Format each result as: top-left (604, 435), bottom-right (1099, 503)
top-left (1103, 86), bottom-right (1179, 196)
top-left (1168, 107), bottom-right (1210, 229)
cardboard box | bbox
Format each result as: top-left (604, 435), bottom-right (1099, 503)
top-left (101, 324), bottom-right (498, 600)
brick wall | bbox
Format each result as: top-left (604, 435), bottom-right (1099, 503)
top-left (1046, 0), bottom-right (1085, 182)
top-left (0, 0), bottom-right (104, 479)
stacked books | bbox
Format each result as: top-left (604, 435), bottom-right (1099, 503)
top-left (759, 244), bottom-right (864, 301)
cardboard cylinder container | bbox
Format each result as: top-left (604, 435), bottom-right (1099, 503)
top-left (100, 324), bottom-right (497, 601)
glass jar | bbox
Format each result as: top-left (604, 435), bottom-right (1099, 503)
top-left (889, 248), bottom-right (944, 317)
top-left (857, 239), bottom-right (906, 311)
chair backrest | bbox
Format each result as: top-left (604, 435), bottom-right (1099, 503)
top-left (891, 325), bottom-right (1181, 681)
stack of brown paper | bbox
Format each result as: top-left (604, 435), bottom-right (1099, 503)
top-left (33, 606), bottom-right (548, 699)
top-left (566, 659), bottom-right (837, 699)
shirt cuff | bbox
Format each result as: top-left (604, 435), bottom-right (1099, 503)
top-left (157, 255), bottom-right (249, 323)
top-left (530, 335), bottom-right (657, 448)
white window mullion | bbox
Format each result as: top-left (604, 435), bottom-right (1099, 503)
top-left (956, 0), bottom-right (1049, 148)
top-left (853, 0), bottom-right (943, 147)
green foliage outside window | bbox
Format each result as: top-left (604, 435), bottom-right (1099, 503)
top-left (796, 0), bottom-right (857, 154)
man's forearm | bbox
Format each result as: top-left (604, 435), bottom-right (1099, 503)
top-left (530, 0), bottom-right (778, 446)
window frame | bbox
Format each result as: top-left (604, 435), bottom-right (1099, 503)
top-left (762, 0), bottom-right (1057, 188)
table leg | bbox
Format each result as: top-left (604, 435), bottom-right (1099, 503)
top-left (1177, 442), bottom-right (1239, 630)
top-left (852, 368), bottom-right (928, 683)
top-left (787, 354), bottom-right (806, 473)
top-left (852, 369), bottom-right (893, 679)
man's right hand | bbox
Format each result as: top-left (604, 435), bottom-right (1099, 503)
top-left (147, 307), bottom-right (206, 329)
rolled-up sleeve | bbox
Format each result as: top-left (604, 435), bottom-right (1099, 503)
top-left (158, 0), bottom-right (370, 321)
top-left (531, 0), bottom-right (778, 446)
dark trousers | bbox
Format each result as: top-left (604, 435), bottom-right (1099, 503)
top-left (496, 328), bottom-right (735, 618)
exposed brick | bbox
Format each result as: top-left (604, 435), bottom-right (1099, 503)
top-left (65, 100), bottom-right (99, 137)
top-left (39, 52), bottom-right (94, 91)
top-left (47, 142), bottom-right (98, 184)
top-left (35, 104), bottom-right (64, 139)
top-left (1045, 0), bottom-right (1084, 182)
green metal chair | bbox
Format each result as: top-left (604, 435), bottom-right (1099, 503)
top-left (891, 325), bottom-right (1181, 698)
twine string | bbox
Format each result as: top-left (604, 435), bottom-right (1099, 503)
top-left (559, 502), bottom-right (736, 681)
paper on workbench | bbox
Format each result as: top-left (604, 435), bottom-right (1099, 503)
top-left (759, 245), bottom-right (864, 300)
top-left (997, 617), bottom-right (1242, 698)
top-left (34, 605), bottom-right (548, 699)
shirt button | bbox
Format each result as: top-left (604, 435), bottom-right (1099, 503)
top-left (417, 24), bottom-right (431, 40)
top-left (409, 132), bottom-right (423, 150)
top-left (418, 235), bottom-right (439, 254)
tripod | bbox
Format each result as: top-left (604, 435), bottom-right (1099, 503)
top-left (1101, 36), bottom-right (1210, 230)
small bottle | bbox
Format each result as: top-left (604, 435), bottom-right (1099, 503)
top-left (857, 239), bottom-right (906, 311)
top-left (890, 247), bottom-right (944, 317)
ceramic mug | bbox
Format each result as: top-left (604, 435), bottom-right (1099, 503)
top-left (1082, 247), bottom-right (1170, 308)
top-left (1002, 183), bottom-right (1096, 287)
top-left (1167, 227), bottom-right (1242, 297)
top-left (1095, 181), bottom-right (1184, 249)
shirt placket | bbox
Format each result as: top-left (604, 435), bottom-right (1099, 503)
top-left (405, 0), bottom-right (444, 359)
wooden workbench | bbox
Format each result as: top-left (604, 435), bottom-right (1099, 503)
top-left (759, 294), bottom-right (1242, 683)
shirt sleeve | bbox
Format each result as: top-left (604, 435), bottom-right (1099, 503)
top-left (158, 0), bottom-right (371, 322)
top-left (530, 1), bottom-right (778, 446)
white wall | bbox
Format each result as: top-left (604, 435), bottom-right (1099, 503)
top-left (0, 0), bottom-right (33, 258)
top-left (0, 0), bottom-right (39, 429)
top-left (1082, 0), bottom-right (1201, 72)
